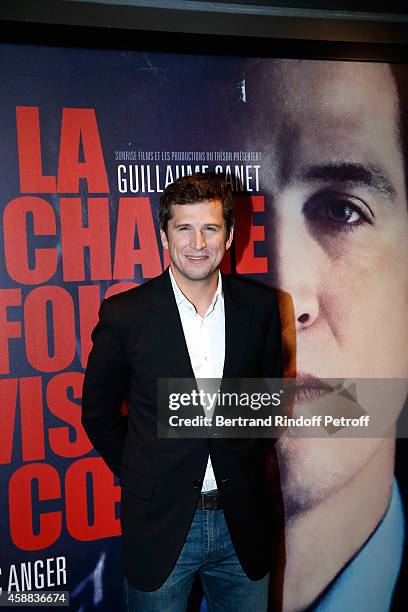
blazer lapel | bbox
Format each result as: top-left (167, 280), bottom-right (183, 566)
top-left (148, 270), bottom-right (195, 379)
top-left (222, 276), bottom-right (252, 379)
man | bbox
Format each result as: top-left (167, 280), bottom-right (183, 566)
top-left (240, 59), bottom-right (408, 610)
top-left (82, 172), bottom-right (283, 611)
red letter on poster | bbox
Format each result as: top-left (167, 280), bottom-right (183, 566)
top-left (65, 457), bottom-right (121, 540)
top-left (20, 377), bottom-right (46, 462)
top-left (47, 372), bottom-right (93, 458)
top-left (16, 107), bottom-right (57, 193)
top-left (235, 195), bottom-right (267, 274)
top-left (0, 289), bottom-right (22, 374)
top-left (57, 109), bottom-right (109, 193)
top-left (0, 378), bottom-right (18, 464)
top-left (3, 197), bottom-right (57, 285)
top-left (24, 286), bottom-right (76, 372)
top-left (60, 198), bottom-right (112, 281)
top-left (113, 197), bottom-right (162, 279)
top-left (9, 463), bottom-right (62, 550)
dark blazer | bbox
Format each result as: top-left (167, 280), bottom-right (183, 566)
top-left (82, 269), bottom-right (283, 591)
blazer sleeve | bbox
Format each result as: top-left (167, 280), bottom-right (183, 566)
top-left (262, 295), bottom-right (283, 379)
top-left (82, 298), bottom-right (129, 477)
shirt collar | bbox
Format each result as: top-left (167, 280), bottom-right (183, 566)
top-left (314, 479), bottom-right (405, 612)
top-left (168, 267), bottom-right (223, 314)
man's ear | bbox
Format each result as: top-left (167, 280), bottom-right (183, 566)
top-left (160, 228), bottom-right (169, 250)
top-left (226, 225), bottom-right (234, 250)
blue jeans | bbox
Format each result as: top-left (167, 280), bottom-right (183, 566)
top-left (123, 508), bottom-right (269, 611)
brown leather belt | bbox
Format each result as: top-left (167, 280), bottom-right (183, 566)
top-left (197, 489), bottom-right (222, 510)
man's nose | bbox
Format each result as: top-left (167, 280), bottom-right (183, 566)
top-left (191, 229), bottom-right (206, 250)
top-left (269, 218), bottom-right (320, 332)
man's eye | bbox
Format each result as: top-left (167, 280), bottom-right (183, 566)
top-left (326, 201), bottom-right (360, 223)
top-left (205, 227), bottom-right (217, 232)
top-left (304, 194), bottom-right (373, 231)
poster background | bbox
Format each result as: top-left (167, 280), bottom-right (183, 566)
top-left (1, 43), bottom-right (407, 610)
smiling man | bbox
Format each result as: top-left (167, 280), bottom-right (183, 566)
top-left (82, 172), bottom-right (283, 611)
top-left (242, 59), bottom-right (408, 610)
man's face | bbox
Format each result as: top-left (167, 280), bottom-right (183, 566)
top-left (160, 199), bottom-right (233, 283)
top-left (256, 61), bottom-right (408, 514)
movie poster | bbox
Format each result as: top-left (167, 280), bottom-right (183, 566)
top-left (1, 43), bottom-right (407, 610)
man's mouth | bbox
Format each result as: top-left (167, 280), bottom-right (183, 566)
top-left (289, 373), bottom-right (334, 403)
top-left (185, 255), bottom-right (209, 262)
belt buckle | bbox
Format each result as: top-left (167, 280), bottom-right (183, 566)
top-left (201, 490), bottom-right (220, 510)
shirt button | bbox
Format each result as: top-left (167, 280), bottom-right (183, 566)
top-left (193, 480), bottom-right (202, 489)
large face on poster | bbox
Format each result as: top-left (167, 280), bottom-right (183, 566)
top-left (0, 44), bottom-right (407, 609)
top-left (239, 60), bottom-right (408, 609)
top-left (241, 59), bottom-right (408, 503)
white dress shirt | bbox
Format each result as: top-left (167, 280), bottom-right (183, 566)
top-left (169, 267), bottom-right (225, 492)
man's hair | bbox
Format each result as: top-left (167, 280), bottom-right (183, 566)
top-left (159, 172), bottom-right (234, 235)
